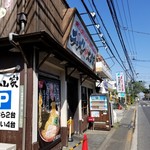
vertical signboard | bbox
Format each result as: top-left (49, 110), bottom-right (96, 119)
top-left (116, 72), bottom-right (125, 93)
top-left (67, 15), bottom-right (97, 70)
top-left (0, 73), bottom-right (20, 131)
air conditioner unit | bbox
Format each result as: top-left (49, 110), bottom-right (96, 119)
top-left (0, 143), bottom-right (16, 150)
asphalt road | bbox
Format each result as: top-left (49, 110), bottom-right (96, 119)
top-left (132, 100), bottom-right (150, 150)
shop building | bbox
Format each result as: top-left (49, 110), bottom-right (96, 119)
top-left (0, 0), bottom-right (103, 149)
top-left (96, 54), bottom-right (112, 93)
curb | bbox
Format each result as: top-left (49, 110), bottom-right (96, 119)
top-left (125, 108), bottom-right (136, 150)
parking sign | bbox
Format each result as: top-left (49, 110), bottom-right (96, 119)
top-left (0, 73), bottom-right (20, 131)
top-left (0, 90), bottom-right (11, 109)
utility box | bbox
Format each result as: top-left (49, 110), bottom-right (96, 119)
top-left (89, 93), bottom-right (111, 131)
top-left (0, 143), bottom-right (16, 150)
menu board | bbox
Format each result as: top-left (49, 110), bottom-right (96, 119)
top-left (90, 94), bottom-right (108, 111)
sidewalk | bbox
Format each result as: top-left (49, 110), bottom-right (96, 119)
top-left (62, 108), bottom-right (127, 150)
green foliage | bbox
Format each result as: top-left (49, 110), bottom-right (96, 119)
top-left (112, 89), bottom-right (118, 95)
top-left (143, 88), bottom-right (150, 94)
top-left (133, 81), bottom-right (145, 94)
top-left (127, 81), bottom-right (146, 99)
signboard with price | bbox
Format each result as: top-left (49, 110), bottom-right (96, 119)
top-left (0, 73), bottom-right (20, 131)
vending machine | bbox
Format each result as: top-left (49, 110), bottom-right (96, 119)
top-left (89, 93), bottom-right (111, 131)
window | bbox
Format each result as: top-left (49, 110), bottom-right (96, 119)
top-left (81, 86), bottom-right (87, 115)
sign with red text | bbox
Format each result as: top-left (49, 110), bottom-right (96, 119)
top-left (116, 72), bottom-right (125, 93)
top-left (67, 15), bottom-right (97, 70)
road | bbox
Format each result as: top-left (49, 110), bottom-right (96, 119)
top-left (99, 106), bottom-right (135, 150)
top-left (131, 100), bottom-right (150, 150)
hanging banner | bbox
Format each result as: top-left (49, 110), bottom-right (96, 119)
top-left (116, 72), bottom-right (125, 93)
top-left (67, 14), bottom-right (97, 70)
top-left (0, 73), bottom-right (20, 131)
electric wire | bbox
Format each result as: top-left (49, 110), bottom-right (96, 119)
top-left (80, 0), bottom-right (116, 68)
top-left (122, 28), bottom-right (150, 35)
top-left (86, 0), bottom-right (115, 67)
top-left (89, 0), bottom-right (133, 79)
top-left (116, 0), bottom-right (133, 56)
top-left (81, 0), bottom-right (132, 78)
top-left (110, 0), bottom-right (135, 76)
top-left (126, 0), bottom-right (137, 55)
top-left (107, 0), bottom-right (136, 79)
top-left (133, 58), bottom-right (150, 62)
top-left (90, 0), bottom-right (133, 79)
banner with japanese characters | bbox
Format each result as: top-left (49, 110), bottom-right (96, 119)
top-left (116, 72), bottom-right (125, 93)
top-left (67, 14), bottom-right (97, 70)
top-left (0, 73), bottom-right (20, 131)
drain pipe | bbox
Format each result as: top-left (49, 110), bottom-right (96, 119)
top-left (19, 1), bottom-right (27, 150)
top-left (8, 1), bottom-right (27, 149)
top-left (9, 32), bottom-right (27, 150)
top-left (8, 35), bottom-right (27, 150)
top-left (22, 61), bottom-right (27, 150)
top-left (0, 65), bottom-right (20, 73)
top-left (20, 1), bottom-right (28, 150)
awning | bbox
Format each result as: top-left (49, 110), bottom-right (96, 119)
top-left (0, 31), bottom-right (102, 82)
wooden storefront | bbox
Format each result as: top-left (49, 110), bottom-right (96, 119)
top-left (0, 0), bottom-right (102, 149)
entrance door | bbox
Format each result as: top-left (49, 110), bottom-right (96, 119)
top-left (67, 77), bottom-right (79, 133)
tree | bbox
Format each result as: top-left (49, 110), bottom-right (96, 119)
top-left (128, 81), bottom-right (146, 103)
top-left (143, 88), bottom-right (149, 94)
top-left (132, 81), bottom-right (146, 95)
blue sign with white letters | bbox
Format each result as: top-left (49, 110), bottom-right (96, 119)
top-left (0, 90), bottom-right (11, 109)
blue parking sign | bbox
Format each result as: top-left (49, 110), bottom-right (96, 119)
top-left (0, 90), bottom-right (11, 109)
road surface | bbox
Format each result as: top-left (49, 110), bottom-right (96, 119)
top-left (131, 100), bottom-right (150, 150)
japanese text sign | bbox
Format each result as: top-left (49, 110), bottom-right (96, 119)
top-left (67, 15), bottom-right (97, 70)
top-left (0, 73), bottom-right (20, 131)
top-left (116, 72), bottom-right (125, 93)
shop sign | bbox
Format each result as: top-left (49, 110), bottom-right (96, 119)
top-left (118, 92), bottom-right (125, 98)
top-left (67, 14), bottom-right (97, 70)
top-left (116, 72), bottom-right (125, 93)
top-left (90, 94), bottom-right (108, 111)
top-left (0, 73), bottom-right (20, 131)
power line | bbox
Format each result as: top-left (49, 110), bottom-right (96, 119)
top-left (80, 0), bottom-right (134, 79)
top-left (107, 0), bottom-right (136, 79)
top-left (122, 27), bottom-right (150, 35)
top-left (126, 0), bottom-right (137, 55)
top-left (89, 0), bottom-right (133, 78)
top-left (133, 58), bottom-right (150, 62)
top-left (116, 0), bottom-right (134, 56)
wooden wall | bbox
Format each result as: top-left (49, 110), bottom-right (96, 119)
top-left (0, 0), bottom-right (76, 46)
top-left (0, 0), bottom-right (17, 37)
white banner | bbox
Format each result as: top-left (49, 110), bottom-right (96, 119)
top-left (0, 73), bottom-right (20, 131)
top-left (116, 72), bottom-right (125, 93)
top-left (67, 15), bottom-right (97, 70)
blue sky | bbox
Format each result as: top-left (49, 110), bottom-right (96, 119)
top-left (66, 0), bottom-right (150, 88)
